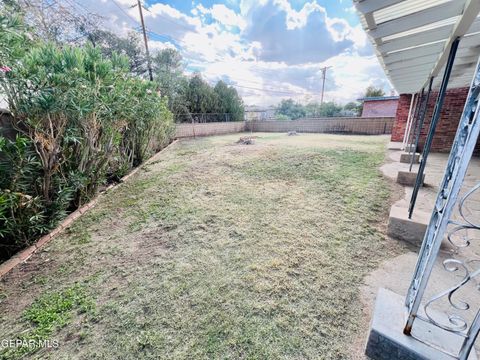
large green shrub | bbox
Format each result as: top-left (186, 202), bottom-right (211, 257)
top-left (0, 13), bottom-right (174, 259)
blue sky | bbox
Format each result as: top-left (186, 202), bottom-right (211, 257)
top-left (83, 0), bottom-right (392, 105)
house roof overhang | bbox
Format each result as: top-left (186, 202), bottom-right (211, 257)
top-left (354, 0), bottom-right (480, 94)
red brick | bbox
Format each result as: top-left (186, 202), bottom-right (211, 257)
top-left (391, 88), bottom-right (479, 153)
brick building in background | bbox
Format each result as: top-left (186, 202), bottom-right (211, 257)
top-left (390, 87), bottom-right (479, 153)
top-left (358, 96), bottom-right (399, 118)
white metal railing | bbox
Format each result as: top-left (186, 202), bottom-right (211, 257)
top-left (403, 55), bottom-right (480, 360)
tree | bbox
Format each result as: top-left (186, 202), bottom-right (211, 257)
top-left (344, 101), bottom-right (362, 116)
top-left (17, 0), bottom-right (101, 44)
top-left (152, 48), bottom-right (183, 74)
top-left (214, 80), bottom-right (244, 121)
top-left (89, 30), bottom-right (147, 76)
top-left (0, 4), bottom-right (30, 68)
top-left (186, 73), bottom-right (216, 115)
top-left (0, 16), bottom-right (174, 258)
top-left (276, 99), bottom-right (306, 120)
top-left (317, 102), bottom-right (343, 117)
top-left (305, 101), bottom-right (342, 117)
top-left (152, 48), bottom-right (187, 113)
top-left (365, 86), bottom-right (385, 97)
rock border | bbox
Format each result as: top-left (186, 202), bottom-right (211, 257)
top-left (0, 139), bottom-right (178, 278)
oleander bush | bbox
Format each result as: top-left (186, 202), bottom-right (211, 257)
top-left (0, 10), bottom-right (174, 260)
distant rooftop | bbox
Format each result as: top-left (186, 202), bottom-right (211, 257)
top-left (357, 96), bottom-right (400, 102)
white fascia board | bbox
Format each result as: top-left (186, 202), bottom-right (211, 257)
top-left (448, 72), bottom-right (478, 88)
top-left (354, 0), bottom-right (406, 15)
top-left (387, 48), bottom-right (478, 90)
top-left (368, 1), bottom-right (465, 39)
top-left (457, 33), bottom-right (480, 48)
top-left (389, 63), bottom-right (476, 82)
top-left (391, 81), bottom-right (429, 91)
top-left (378, 24), bottom-right (453, 54)
top-left (454, 54), bottom-right (480, 65)
top-left (388, 71), bottom-right (428, 81)
top-left (422, 0), bottom-right (480, 86)
top-left (383, 42), bottom-right (445, 64)
top-left (387, 54), bottom-right (438, 69)
top-left (388, 63), bottom-right (435, 75)
top-left (394, 83), bottom-right (424, 94)
top-left (390, 73), bottom-right (431, 82)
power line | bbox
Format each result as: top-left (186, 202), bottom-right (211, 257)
top-left (109, 0), bottom-right (188, 48)
top-left (110, 0), bottom-right (139, 25)
top-left (225, 83), bottom-right (308, 96)
top-left (71, 0), bottom-right (325, 97)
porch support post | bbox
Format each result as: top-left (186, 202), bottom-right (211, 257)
top-left (408, 37), bottom-right (460, 219)
top-left (409, 78), bottom-right (433, 172)
top-left (405, 88), bottom-right (424, 153)
top-left (402, 93), bottom-right (416, 150)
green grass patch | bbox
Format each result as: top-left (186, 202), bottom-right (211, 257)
top-left (1, 284), bottom-right (95, 359)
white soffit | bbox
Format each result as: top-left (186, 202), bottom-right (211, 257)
top-left (354, 0), bottom-right (480, 94)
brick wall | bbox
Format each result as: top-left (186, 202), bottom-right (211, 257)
top-left (391, 87), bottom-right (479, 153)
top-left (362, 99), bottom-right (399, 118)
top-left (246, 117), bottom-right (394, 135)
top-left (391, 94), bottom-right (413, 142)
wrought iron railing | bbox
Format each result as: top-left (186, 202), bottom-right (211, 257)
top-left (403, 55), bottom-right (480, 360)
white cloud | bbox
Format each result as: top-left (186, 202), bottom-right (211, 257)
top-left (80, 0), bottom-right (389, 106)
top-left (273, 0), bottom-right (325, 30)
top-left (345, 5), bottom-right (356, 14)
top-left (199, 4), bottom-right (247, 30)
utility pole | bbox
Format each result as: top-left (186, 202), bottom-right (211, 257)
top-left (136, 0), bottom-right (153, 81)
top-left (320, 66), bottom-right (332, 105)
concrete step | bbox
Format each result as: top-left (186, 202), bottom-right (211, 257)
top-left (366, 288), bottom-right (478, 360)
top-left (387, 205), bottom-right (429, 246)
top-left (396, 170), bottom-right (425, 187)
top-left (404, 144), bottom-right (416, 153)
top-left (387, 141), bottom-right (403, 150)
top-left (400, 152), bottom-right (420, 164)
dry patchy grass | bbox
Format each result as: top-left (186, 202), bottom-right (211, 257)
top-left (0, 133), bottom-right (404, 359)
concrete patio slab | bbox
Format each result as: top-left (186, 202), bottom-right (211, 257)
top-left (357, 149), bottom-right (480, 359)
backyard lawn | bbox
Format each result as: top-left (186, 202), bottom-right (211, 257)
top-left (0, 133), bottom-right (404, 359)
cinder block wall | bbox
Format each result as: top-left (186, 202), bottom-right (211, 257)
top-left (247, 117), bottom-right (394, 134)
top-left (175, 121), bottom-right (246, 138)
top-left (175, 117), bottom-right (394, 139)
top-left (391, 87), bottom-right (480, 153)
